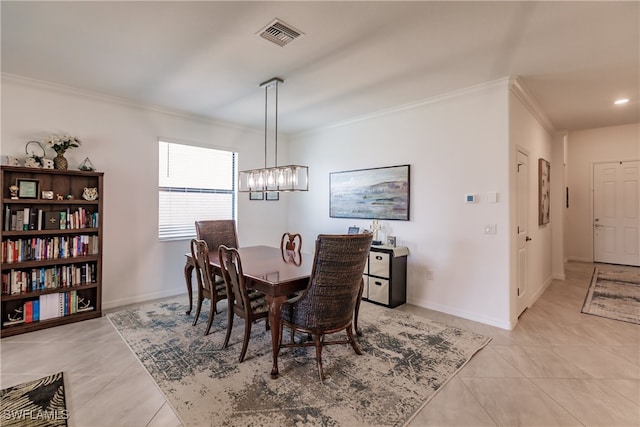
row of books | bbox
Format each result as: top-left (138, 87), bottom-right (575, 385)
top-left (1, 235), bottom-right (99, 264)
top-left (3, 206), bottom-right (99, 232)
top-left (2, 263), bottom-right (97, 295)
top-left (2, 291), bottom-right (94, 327)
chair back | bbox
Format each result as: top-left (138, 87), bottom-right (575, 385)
top-left (190, 239), bottom-right (216, 294)
top-left (281, 232), bottom-right (303, 265)
top-left (280, 232), bottom-right (302, 252)
top-left (195, 220), bottom-right (239, 253)
top-left (218, 245), bottom-right (251, 316)
top-left (293, 233), bottom-right (372, 330)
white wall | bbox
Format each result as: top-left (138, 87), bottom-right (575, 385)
top-left (566, 123), bottom-right (640, 261)
top-left (508, 87), bottom-right (554, 323)
top-left (1, 75), bottom-right (290, 308)
top-left (289, 80), bottom-right (514, 328)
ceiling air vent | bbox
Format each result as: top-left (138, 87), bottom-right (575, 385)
top-left (258, 19), bottom-right (303, 47)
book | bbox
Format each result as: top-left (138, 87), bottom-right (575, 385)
top-left (16, 211), bottom-right (24, 231)
top-left (39, 293), bottom-right (60, 321)
top-left (44, 211), bottom-right (60, 230)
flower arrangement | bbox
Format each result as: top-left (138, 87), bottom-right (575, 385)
top-left (46, 135), bottom-right (81, 154)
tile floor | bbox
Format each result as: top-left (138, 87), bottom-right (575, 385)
top-left (1, 261), bottom-right (638, 426)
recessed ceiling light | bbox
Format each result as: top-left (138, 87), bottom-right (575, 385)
top-left (614, 98), bottom-right (630, 105)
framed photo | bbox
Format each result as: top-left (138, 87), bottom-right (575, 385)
top-left (386, 236), bottom-right (397, 247)
top-left (249, 191), bottom-right (264, 201)
top-left (266, 192), bottom-right (279, 201)
top-left (538, 158), bottom-right (550, 225)
top-left (330, 164), bottom-right (410, 220)
top-left (16, 179), bottom-right (39, 199)
top-left (347, 226), bottom-right (360, 235)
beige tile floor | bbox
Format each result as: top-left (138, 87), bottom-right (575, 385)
top-left (1, 261), bottom-right (638, 426)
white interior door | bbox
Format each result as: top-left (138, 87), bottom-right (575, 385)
top-left (516, 150), bottom-right (529, 315)
top-left (594, 161), bottom-right (640, 266)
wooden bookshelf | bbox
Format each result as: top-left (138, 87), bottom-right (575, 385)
top-left (1, 166), bottom-right (103, 337)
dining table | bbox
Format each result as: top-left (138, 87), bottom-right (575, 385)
top-left (184, 244), bottom-right (365, 378)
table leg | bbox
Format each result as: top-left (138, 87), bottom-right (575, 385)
top-left (354, 278), bottom-right (364, 336)
top-left (266, 294), bottom-right (287, 379)
top-left (184, 260), bottom-right (194, 315)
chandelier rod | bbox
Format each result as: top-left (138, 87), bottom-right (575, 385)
top-left (264, 83), bottom-right (268, 169)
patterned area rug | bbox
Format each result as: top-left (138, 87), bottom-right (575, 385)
top-left (108, 297), bottom-right (490, 427)
top-left (581, 266), bottom-right (640, 324)
top-left (0, 372), bottom-right (68, 427)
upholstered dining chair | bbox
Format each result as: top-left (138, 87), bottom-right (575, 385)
top-left (218, 245), bottom-right (270, 363)
top-left (280, 232), bottom-right (302, 265)
top-left (278, 233), bottom-right (373, 381)
top-left (190, 239), bottom-right (229, 335)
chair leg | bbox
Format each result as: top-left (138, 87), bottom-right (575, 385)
top-left (222, 307), bottom-right (234, 349)
top-left (314, 334), bottom-right (325, 381)
top-left (346, 325), bottom-right (362, 355)
top-left (192, 293), bottom-right (203, 327)
top-left (238, 321), bottom-right (252, 363)
top-left (205, 298), bottom-right (215, 336)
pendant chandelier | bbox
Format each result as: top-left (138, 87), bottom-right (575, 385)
top-left (238, 77), bottom-right (309, 193)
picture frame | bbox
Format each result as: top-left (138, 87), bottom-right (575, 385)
top-left (266, 192), bottom-right (279, 201)
top-left (347, 226), bottom-right (360, 235)
top-left (330, 164), bottom-right (410, 220)
top-left (16, 179), bottom-right (39, 199)
top-left (386, 236), bottom-right (397, 247)
top-left (249, 191), bottom-right (264, 201)
top-left (538, 158), bottom-right (550, 225)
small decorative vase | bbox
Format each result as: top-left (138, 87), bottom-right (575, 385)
top-left (54, 152), bottom-right (68, 170)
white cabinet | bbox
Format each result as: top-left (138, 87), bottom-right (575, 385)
top-left (362, 245), bottom-right (408, 308)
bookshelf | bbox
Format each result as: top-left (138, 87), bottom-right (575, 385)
top-left (1, 166), bottom-right (103, 337)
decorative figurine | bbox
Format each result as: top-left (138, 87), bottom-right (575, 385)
top-left (9, 185), bottom-right (19, 199)
top-left (41, 190), bottom-right (54, 200)
top-left (56, 194), bottom-right (64, 200)
top-left (82, 187), bottom-right (98, 201)
top-left (370, 219), bottom-right (382, 244)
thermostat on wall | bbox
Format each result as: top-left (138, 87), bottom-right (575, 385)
top-left (465, 194), bottom-right (477, 204)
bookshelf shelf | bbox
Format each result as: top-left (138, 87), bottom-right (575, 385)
top-left (1, 166), bottom-right (104, 337)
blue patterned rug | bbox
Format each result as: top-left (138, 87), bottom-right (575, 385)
top-left (108, 296), bottom-right (490, 426)
top-left (582, 266), bottom-right (640, 324)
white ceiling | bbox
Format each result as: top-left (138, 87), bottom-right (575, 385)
top-left (2, 1), bottom-right (638, 135)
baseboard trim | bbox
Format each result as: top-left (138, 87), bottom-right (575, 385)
top-left (103, 288), bottom-right (185, 311)
top-left (406, 297), bottom-right (513, 330)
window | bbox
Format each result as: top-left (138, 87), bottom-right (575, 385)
top-left (159, 140), bottom-right (236, 241)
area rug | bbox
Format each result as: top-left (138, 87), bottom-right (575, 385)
top-left (581, 266), bottom-right (640, 324)
top-left (0, 372), bottom-right (68, 427)
top-left (108, 296), bottom-right (490, 427)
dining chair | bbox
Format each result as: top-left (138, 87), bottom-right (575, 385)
top-left (280, 232), bottom-right (302, 265)
top-left (218, 245), bottom-right (270, 363)
top-left (278, 233), bottom-right (373, 380)
top-left (193, 220), bottom-right (239, 314)
top-left (190, 239), bottom-right (229, 335)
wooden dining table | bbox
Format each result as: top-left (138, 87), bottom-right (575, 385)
top-left (184, 245), bottom-right (365, 378)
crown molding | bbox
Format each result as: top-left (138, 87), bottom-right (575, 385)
top-left (1, 72), bottom-right (261, 134)
top-left (293, 77), bottom-right (513, 139)
top-left (509, 77), bottom-right (556, 134)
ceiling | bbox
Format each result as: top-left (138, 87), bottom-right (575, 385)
top-left (2, 1), bottom-right (638, 135)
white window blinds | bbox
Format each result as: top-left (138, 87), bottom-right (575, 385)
top-left (158, 141), bottom-right (236, 240)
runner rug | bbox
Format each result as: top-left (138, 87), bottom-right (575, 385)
top-left (581, 266), bottom-right (640, 325)
top-left (0, 372), bottom-right (68, 427)
top-left (108, 297), bottom-right (490, 427)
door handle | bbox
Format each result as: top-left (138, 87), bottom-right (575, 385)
top-left (594, 224), bottom-right (602, 228)
top-left (525, 236), bottom-right (532, 241)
